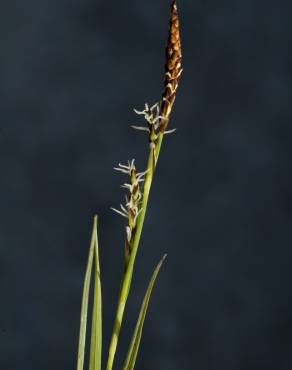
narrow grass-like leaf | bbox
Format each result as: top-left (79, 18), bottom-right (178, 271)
top-left (89, 216), bottom-right (102, 370)
top-left (77, 216), bottom-right (98, 370)
top-left (122, 255), bottom-right (167, 370)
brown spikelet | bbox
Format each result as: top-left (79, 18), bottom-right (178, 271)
top-left (160, 0), bottom-right (182, 131)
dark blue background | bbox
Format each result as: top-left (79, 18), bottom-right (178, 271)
top-left (1, 1), bottom-right (292, 369)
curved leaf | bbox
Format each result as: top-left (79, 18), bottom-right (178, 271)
top-left (77, 216), bottom-right (97, 370)
top-left (122, 255), bottom-right (166, 370)
top-left (89, 216), bottom-right (102, 370)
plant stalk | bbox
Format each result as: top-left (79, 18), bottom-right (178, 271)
top-left (105, 145), bottom-right (156, 370)
top-left (105, 0), bottom-right (181, 368)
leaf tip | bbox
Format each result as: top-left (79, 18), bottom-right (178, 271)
top-left (93, 214), bottom-right (98, 227)
top-left (160, 254), bottom-right (167, 267)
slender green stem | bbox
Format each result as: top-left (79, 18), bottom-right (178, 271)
top-left (105, 132), bottom-right (165, 370)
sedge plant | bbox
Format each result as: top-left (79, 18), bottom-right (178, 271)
top-left (76, 2), bottom-right (182, 370)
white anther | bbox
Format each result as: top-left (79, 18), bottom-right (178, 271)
top-left (111, 207), bottom-right (128, 219)
top-left (126, 226), bottom-right (132, 242)
top-left (131, 125), bottom-right (150, 132)
top-left (164, 128), bottom-right (177, 135)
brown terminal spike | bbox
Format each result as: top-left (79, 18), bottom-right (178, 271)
top-left (160, 0), bottom-right (182, 132)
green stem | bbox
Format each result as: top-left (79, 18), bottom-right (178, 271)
top-left (105, 133), bottom-right (164, 370)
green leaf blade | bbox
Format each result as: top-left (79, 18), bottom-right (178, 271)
top-left (122, 254), bottom-right (167, 370)
top-left (76, 216), bottom-right (97, 370)
top-left (89, 216), bottom-right (103, 370)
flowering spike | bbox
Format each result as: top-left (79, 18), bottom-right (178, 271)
top-left (160, 0), bottom-right (182, 131)
top-left (112, 159), bottom-right (146, 245)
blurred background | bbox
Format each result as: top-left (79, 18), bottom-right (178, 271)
top-left (1, 0), bottom-right (292, 369)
